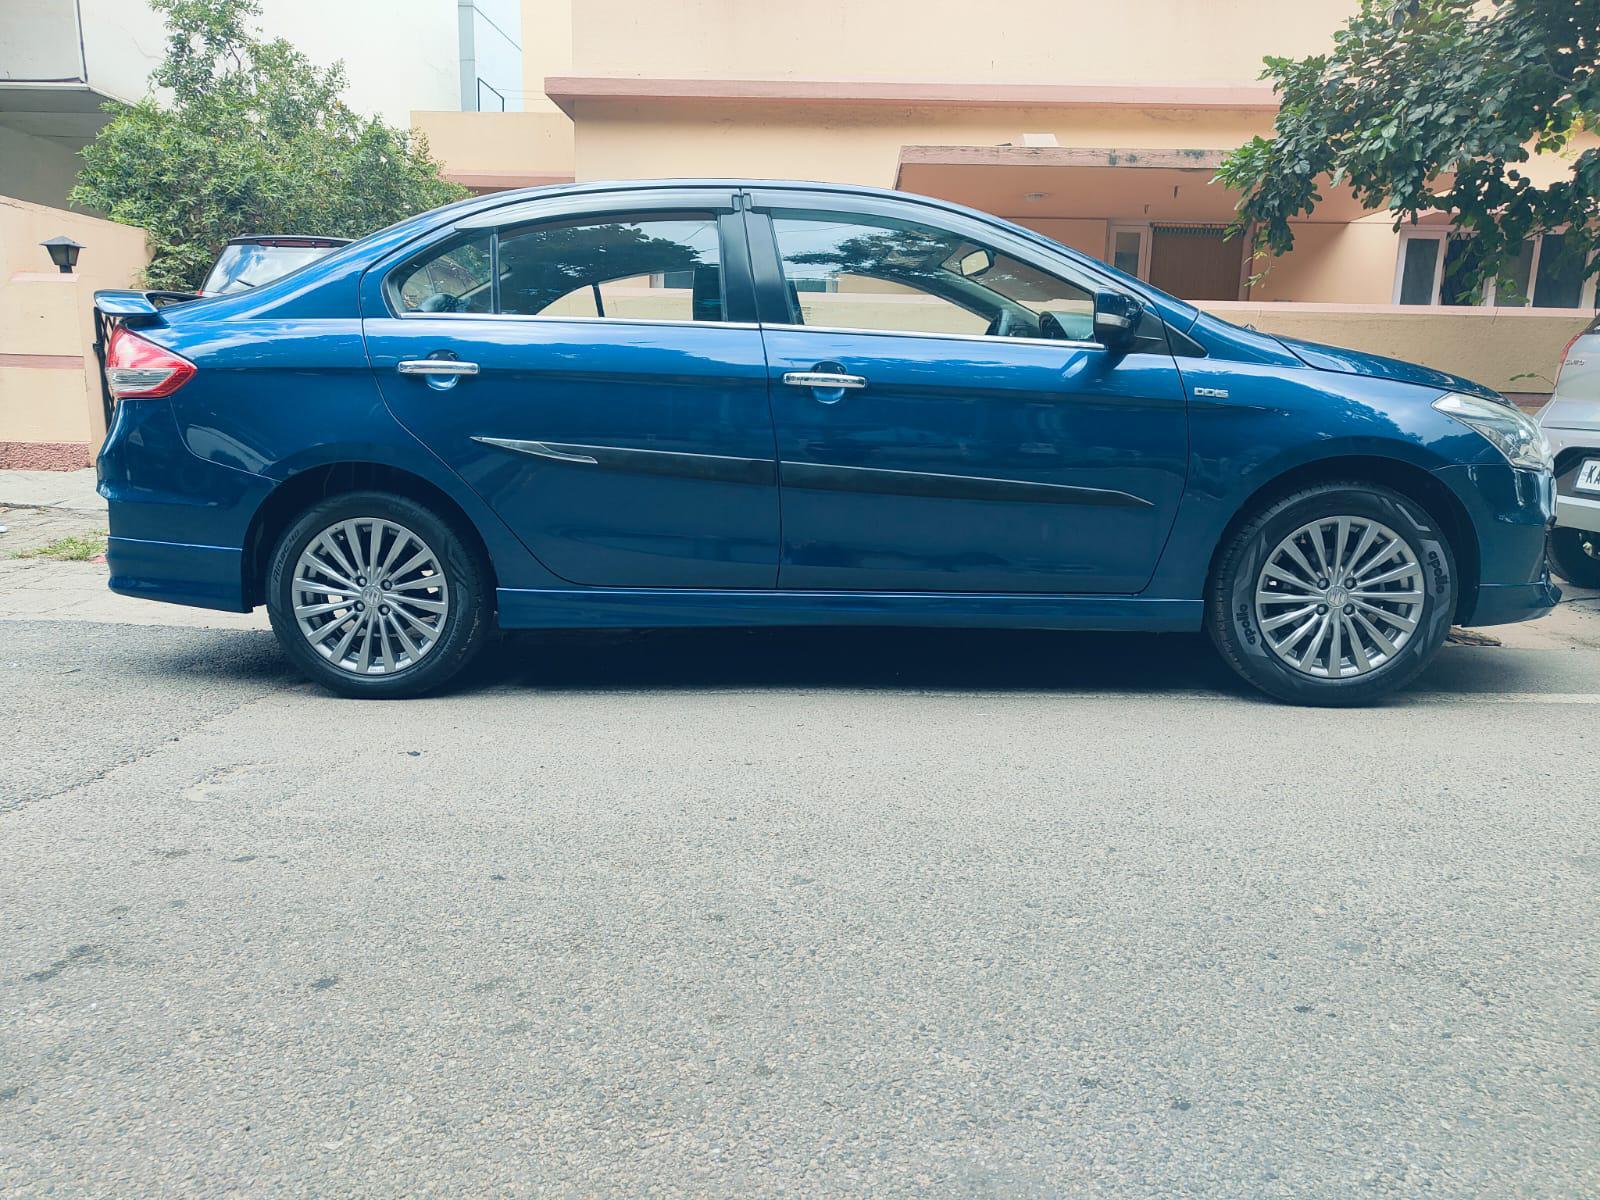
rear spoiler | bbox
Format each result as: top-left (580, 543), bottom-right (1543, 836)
top-left (92, 289), bottom-right (199, 327)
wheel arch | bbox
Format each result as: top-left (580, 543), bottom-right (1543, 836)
top-left (1206, 454), bottom-right (1480, 622)
top-left (242, 462), bottom-right (498, 609)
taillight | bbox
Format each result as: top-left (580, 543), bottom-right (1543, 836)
top-left (1554, 330), bottom-right (1584, 391)
top-left (104, 325), bottom-right (196, 399)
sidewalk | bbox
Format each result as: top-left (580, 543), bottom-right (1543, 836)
top-left (0, 468), bottom-right (104, 514)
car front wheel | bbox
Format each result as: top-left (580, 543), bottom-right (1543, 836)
top-left (265, 491), bottom-right (489, 698)
top-left (1206, 482), bottom-right (1457, 705)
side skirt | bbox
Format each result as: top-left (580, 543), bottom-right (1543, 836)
top-left (496, 588), bottom-right (1204, 632)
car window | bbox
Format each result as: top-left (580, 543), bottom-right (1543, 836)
top-left (392, 234), bottom-right (493, 314)
top-left (498, 214), bottom-right (725, 321)
top-left (202, 243), bottom-right (341, 295)
top-left (769, 210), bottom-right (1094, 340)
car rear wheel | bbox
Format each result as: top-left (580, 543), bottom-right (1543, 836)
top-left (1206, 482), bottom-right (1457, 705)
top-left (266, 491), bottom-right (489, 698)
top-left (1548, 527), bottom-right (1600, 588)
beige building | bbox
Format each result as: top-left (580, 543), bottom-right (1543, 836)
top-left (415, 0), bottom-right (1596, 401)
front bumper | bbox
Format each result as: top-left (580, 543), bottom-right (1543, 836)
top-left (1434, 462), bottom-right (1558, 626)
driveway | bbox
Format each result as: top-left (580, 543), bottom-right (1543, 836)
top-left (2, 499), bottom-right (1598, 1197)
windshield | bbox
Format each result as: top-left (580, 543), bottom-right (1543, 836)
top-left (201, 243), bottom-right (341, 295)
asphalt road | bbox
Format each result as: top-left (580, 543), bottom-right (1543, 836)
top-left (3, 615), bottom-right (1598, 1197)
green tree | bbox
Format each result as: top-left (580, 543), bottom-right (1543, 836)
top-left (72, 0), bottom-right (466, 290)
top-left (1218, 0), bottom-right (1599, 300)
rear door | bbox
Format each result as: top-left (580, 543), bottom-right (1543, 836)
top-left (363, 189), bottom-right (778, 589)
top-left (745, 191), bottom-right (1188, 594)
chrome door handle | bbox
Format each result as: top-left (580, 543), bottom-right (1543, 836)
top-left (398, 359), bottom-right (479, 377)
top-left (783, 371), bottom-right (866, 390)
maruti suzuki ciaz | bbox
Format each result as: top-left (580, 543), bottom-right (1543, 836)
top-left (95, 180), bottom-right (1558, 704)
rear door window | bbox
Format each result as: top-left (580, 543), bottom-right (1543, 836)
top-left (499, 214), bottom-right (724, 321)
top-left (388, 213), bottom-right (726, 322)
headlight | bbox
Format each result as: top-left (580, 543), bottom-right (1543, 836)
top-left (1433, 391), bottom-right (1551, 471)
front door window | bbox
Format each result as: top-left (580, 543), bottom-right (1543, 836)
top-left (768, 210), bottom-right (1096, 341)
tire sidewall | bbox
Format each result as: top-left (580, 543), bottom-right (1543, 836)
top-left (1214, 486), bottom-right (1457, 704)
top-left (266, 492), bottom-right (488, 698)
top-left (1548, 527), bottom-right (1600, 588)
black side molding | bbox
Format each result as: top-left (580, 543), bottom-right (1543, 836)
top-left (780, 461), bottom-right (1153, 508)
top-left (472, 437), bottom-right (775, 485)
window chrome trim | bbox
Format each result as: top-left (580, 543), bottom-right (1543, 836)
top-left (758, 322), bottom-right (1104, 351)
top-left (387, 311), bottom-right (761, 331)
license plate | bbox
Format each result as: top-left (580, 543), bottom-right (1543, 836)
top-left (1578, 459), bottom-right (1600, 494)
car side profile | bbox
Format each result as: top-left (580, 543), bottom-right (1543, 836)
top-left (95, 180), bottom-right (1558, 704)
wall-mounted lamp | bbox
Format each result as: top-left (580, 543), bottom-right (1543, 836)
top-left (41, 236), bottom-right (84, 274)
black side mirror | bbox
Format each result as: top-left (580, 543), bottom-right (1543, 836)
top-left (1092, 289), bottom-right (1143, 350)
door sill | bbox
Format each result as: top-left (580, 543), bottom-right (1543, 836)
top-left (496, 587), bottom-right (1201, 632)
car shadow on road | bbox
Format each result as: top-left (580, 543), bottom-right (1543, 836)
top-left (482, 626), bottom-right (1251, 697)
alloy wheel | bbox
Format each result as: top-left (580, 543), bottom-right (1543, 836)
top-left (1253, 516), bottom-right (1425, 679)
top-left (291, 517), bottom-right (450, 676)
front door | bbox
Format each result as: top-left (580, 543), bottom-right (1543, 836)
top-left (365, 198), bottom-right (779, 589)
top-left (745, 197), bottom-right (1189, 594)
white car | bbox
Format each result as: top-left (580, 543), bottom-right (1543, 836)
top-left (1539, 314), bottom-right (1600, 586)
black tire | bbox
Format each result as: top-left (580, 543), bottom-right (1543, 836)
top-left (1548, 527), bottom-right (1600, 588)
top-left (265, 491), bottom-right (490, 698)
top-left (1206, 482), bottom-right (1458, 706)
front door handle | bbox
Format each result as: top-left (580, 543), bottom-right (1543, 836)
top-left (783, 371), bottom-right (866, 390)
top-left (398, 359), bottom-right (480, 377)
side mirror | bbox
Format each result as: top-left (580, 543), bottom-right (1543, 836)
top-left (954, 247), bottom-right (994, 278)
top-left (1092, 289), bottom-right (1143, 350)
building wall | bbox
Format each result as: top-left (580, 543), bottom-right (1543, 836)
top-left (0, 0), bottom-right (87, 82)
top-left (20, 0), bottom-right (465, 127)
top-left (570, 100), bottom-right (1274, 186)
top-left (411, 109), bottom-right (575, 187)
top-left (521, 0), bottom-right (574, 113)
top-left (1249, 218), bottom-right (1404, 306)
top-left (0, 127), bottom-right (85, 211)
top-left (0, 196), bottom-right (150, 466)
top-left (568, 0), bottom-right (1359, 83)
top-left (460, 0), bottom-right (526, 113)
top-left (1203, 302), bottom-right (1590, 397)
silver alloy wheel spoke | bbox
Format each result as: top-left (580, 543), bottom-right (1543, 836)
top-left (292, 516), bottom-right (449, 677)
top-left (1253, 515), bottom-right (1424, 680)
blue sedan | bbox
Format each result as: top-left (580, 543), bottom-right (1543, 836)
top-left (95, 181), bottom-right (1557, 703)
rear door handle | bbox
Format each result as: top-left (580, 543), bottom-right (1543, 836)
top-left (398, 359), bottom-right (479, 377)
top-left (783, 371), bottom-right (866, 390)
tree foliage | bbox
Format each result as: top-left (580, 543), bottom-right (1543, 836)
top-left (72, 0), bottom-right (466, 290)
top-left (1218, 0), bottom-right (1600, 298)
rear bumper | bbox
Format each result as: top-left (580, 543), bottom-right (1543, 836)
top-left (1555, 492), bottom-right (1600, 535)
top-left (98, 397), bottom-right (267, 612)
top-left (1541, 426), bottom-right (1600, 533)
top-left (106, 536), bottom-right (248, 612)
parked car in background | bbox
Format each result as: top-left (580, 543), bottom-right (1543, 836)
top-left (94, 180), bottom-right (1557, 704)
top-left (1538, 314), bottom-right (1600, 586)
top-left (199, 235), bottom-right (351, 296)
